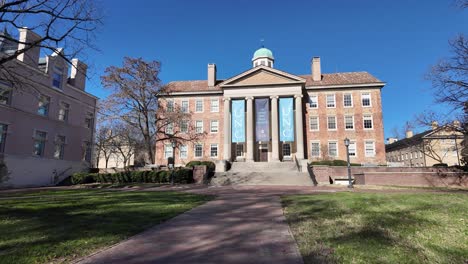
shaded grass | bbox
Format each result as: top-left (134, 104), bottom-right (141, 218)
top-left (282, 192), bottom-right (468, 264)
top-left (0, 189), bottom-right (213, 263)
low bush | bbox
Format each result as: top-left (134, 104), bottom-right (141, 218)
top-left (309, 160), bottom-right (361, 167)
top-left (186, 161), bottom-right (216, 174)
top-left (70, 169), bottom-right (193, 185)
top-left (433, 163), bottom-right (448, 167)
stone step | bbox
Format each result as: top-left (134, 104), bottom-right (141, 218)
top-left (230, 161), bottom-right (298, 173)
top-left (211, 171), bottom-right (314, 186)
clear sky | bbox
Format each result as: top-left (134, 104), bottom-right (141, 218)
top-left (86, 0), bottom-right (468, 139)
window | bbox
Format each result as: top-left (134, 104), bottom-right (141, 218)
top-left (344, 115), bottom-right (354, 130)
top-left (195, 120), bottom-right (203, 133)
top-left (210, 98), bottom-right (219, 112)
top-left (167, 100), bottom-right (174, 112)
top-left (0, 82), bottom-right (12, 105)
top-left (54, 135), bottom-right (65, 160)
top-left (164, 144), bottom-right (173, 159)
top-left (405, 153), bottom-right (408, 160)
top-left (195, 99), bottom-right (204, 112)
top-left (326, 94), bottom-right (335, 108)
top-left (236, 144), bottom-right (244, 157)
top-left (362, 93), bottom-right (371, 107)
top-left (311, 142), bottom-right (320, 157)
top-left (181, 100), bottom-right (189, 113)
top-left (309, 116), bottom-right (319, 131)
top-left (37, 95), bottom-right (50, 116)
top-left (282, 143), bottom-right (291, 157)
top-left (210, 120), bottom-right (219, 133)
top-left (85, 113), bottom-right (94, 129)
top-left (349, 141), bottom-right (356, 157)
top-left (180, 120), bottom-right (189, 133)
top-left (194, 144), bottom-right (203, 158)
top-left (165, 122), bottom-right (174, 134)
top-left (365, 141), bottom-right (375, 157)
top-left (419, 151), bottom-right (422, 158)
top-left (179, 145), bottom-right (188, 159)
top-left (327, 116), bottom-right (337, 130)
top-left (33, 131), bottom-right (47, 157)
top-left (0, 124), bottom-right (7, 153)
top-left (363, 115), bottom-right (373, 129)
top-left (328, 142), bottom-right (338, 157)
top-left (343, 93), bottom-right (353, 107)
top-left (58, 102), bottom-right (70, 122)
top-left (309, 95), bottom-right (318, 108)
top-left (210, 144), bottom-right (218, 157)
top-left (410, 152), bottom-right (413, 159)
top-left (52, 66), bottom-right (63, 89)
top-left (83, 141), bottom-right (92, 162)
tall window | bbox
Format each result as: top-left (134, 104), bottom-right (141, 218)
top-left (37, 95), bottom-right (50, 116)
top-left (326, 94), bottom-right (335, 108)
top-left (362, 93), bottom-right (371, 107)
top-left (54, 135), bottom-right (66, 160)
top-left (0, 124), bottom-right (7, 153)
top-left (343, 93), bottom-right (353, 107)
top-left (309, 95), bottom-right (318, 108)
top-left (210, 98), bottom-right (219, 112)
top-left (349, 141), bottom-right (356, 156)
top-left (344, 115), bottom-right (354, 130)
top-left (194, 144), bottom-right (203, 158)
top-left (33, 131), bottom-right (47, 157)
top-left (309, 116), bottom-right (319, 131)
top-left (52, 66), bottom-right (63, 89)
top-left (179, 145), bottom-right (188, 159)
top-left (365, 141), bottom-right (375, 157)
top-left (165, 122), bottom-right (174, 134)
top-left (164, 144), bottom-right (173, 159)
top-left (181, 100), bottom-right (189, 113)
top-left (0, 82), bottom-right (12, 105)
top-left (58, 102), bottom-right (70, 122)
top-left (167, 100), bottom-right (174, 112)
top-left (236, 144), bottom-right (244, 157)
top-left (180, 120), bottom-right (189, 133)
top-left (363, 115), bottom-right (373, 129)
top-left (210, 120), bottom-right (219, 133)
top-left (83, 141), bottom-right (92, 162)
top-left (311, 142), bottom-right (320, 157)
top-left (328, 142), bottom-right (338, 157)
top-left (210, 144), bottom-right (218, 157)
top-left (282, 143), bottom-right (291, 157)
top-left (195, 99), bottom-right (204, 112)
top-left (195, 120), bottom-right (203, 133)
top-left (85, 113), bottom-right (94, 129)
top-left (327, 116), bottom-right (337, 130)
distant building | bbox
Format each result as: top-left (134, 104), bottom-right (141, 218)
top-left (385, 122), bottom-right (463, 167)
top-left (0, 28), bottom-right (97, 187)
top-left (155, 47), bottom-right (387, 166)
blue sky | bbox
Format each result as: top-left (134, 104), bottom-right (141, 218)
top-left (85, 0), bottom-right (467, 138)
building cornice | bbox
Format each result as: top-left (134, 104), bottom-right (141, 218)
top-left (306, 82), bottom-right (386, 90)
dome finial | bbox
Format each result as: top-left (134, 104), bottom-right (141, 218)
top-left (260, 38), bottom-right (265, 48)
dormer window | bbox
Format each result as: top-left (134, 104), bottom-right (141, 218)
top-left (52, 66), bottom-right (63, 89)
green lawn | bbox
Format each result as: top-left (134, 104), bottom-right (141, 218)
top-left (282, 192), bottom-right (468, 264)
top-left (0, 189), bottom-right (212, 263)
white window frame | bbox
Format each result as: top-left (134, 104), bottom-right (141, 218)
top-left (348, 141), bottom-right (357, 157)
top-left (53, 135), bottom-right (66, 160)
top-left (164, 144), bottom-right (173, 159)
top-left (210, 98), bottom-right (219, 112)
top-left (194, 143), bottom-right (203, 158)
top-left (195, 120), bottom-right (203, 134)
top-left (210, 120), bottom-right (219, 133)
top-left (326, 94), bottom-right (336, 108)
top-left (343, 93), bottom-right (353, 107)
top-left (365, 140), bottom-right (376, 157)
top-left (195, 99), bottom-right (204, 113)
top-left (180, 120), bottom-right (189, 133)
top-left (210, 144), bottom-right (218, 158)
top-left (309, 94), bottom-right (318, 108)
top-left (328, 141), bottom-right (338, 157)
top-left (327, 116), bottom-right (337, 130)
top-left (309, 116), bottom-right (319, 131)
top-left (165, 122), bottom-right (174, 134)
top-left (166, 99), bottom-right (174, 112)
top-left (363, 114), bottom-right (373, 130)
top-left (179, 144), bottom-right (188, 159)
top-left (361, 92), bottom-right (372, 107)
top-left (181, 99), bottom-right (189, 113)
top-left (310, 141), bottom-right (320, 157)
top-left (344, 115), bottom-right (354, 130)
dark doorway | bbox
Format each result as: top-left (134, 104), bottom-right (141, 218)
top-left (258, 143), bottom-right (268, 162)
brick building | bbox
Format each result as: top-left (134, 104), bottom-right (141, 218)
top-left (155, 47), bottom-right (386, 166)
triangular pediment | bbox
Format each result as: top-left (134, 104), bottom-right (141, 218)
top-left (221, 66), bottom-right (305, 87)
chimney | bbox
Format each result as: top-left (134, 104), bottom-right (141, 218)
top-left (208, 63), bottom-right (216, 87)
top-left (311, 57), bottom-right (321, 81)
top-left (431, 121), bottom-right (439, 130)
top-left (405, 130), bottom-right (413, 138)
top-left (387, 137), bottom-right (398, 144)
top-left (17, 27), bottom-right (41, 67)
top-left (69, 58), bottom-right (88, 90)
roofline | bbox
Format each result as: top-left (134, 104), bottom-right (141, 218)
top-left (221, 65), bottom-right (305, 86)
top-left (167, 90), bottom-right (223, 96)
top-left (306, 82), bottom-right (386, 89)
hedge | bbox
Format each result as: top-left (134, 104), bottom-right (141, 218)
top-left (71, 169), bottom-right (193, 185)
top-left (186, 161), bottom-right (216, 175)
top-left (310, 160), bottom-right (361, 167)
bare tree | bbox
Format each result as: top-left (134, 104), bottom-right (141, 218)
top-left (94, 124), bottom-right (116, 169)
top-left (111, 123), bottom-right (138, 169)
top-left (100, 57), bottom-right (204, 164)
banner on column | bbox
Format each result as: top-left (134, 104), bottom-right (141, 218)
top-left (279, 98), bottom-right (294, 142)
top-left (231, 100), bottom-right (245, 143)
top-left (255, 98), bottom-right (269, 142)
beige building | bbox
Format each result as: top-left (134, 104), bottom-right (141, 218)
top-left (0, 28), bottom-right (97, 187)
top-left (385, 123), bottom-right (463, 167)
top-left (155, 47), bottom-right (386, 167)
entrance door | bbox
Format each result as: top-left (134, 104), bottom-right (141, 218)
top-left (259, 143), bottom-right (268, 162)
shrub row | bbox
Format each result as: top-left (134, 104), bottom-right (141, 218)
top-left (309, 160), bottom-right (361, 167)
top-left (185, 161), bottom-right (216, 175)
top-left (71, 169), bottom-right (193, 185)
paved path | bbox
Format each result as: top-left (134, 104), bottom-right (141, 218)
top-left (76, 186), bottom-right (339, 264)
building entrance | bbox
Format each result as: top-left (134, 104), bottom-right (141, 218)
top-left (257, 143), bottom-right (268, 162)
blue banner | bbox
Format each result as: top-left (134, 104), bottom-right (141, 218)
top-left (231, 100), bottom-right (245, 143)
top-left (255, 98), bottom-right (269, 142)
top-left (279, 98), bottom-right (294, 142)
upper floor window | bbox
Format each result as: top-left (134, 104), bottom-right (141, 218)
top-left (0, 81), bottom-right (12, 105)
top-left (349, 141), bottom-right (356, 156)
top-left (85, 113), bottom-right (94, 129)
top-left (326, 94), bottom-right (336, 108)
top-left (327, 116), bottom-right (337, 130)
top-left (180, 120), bottom-right (189, 133)
top-left (309, 116), bottom-right (319, 131)
top-left (179, 145), bottom-right (188, 159)
top-left (181, 100), bottom-right (189, 113)
top-left (54, 135), bottom-right (66, 160)
top-left (210, 98), bottom-right (219, 112)
top-left (365, 141), bottom-right (375, 157)
top-left (37, 95), bottom-right (50, 116)
top-left (0, 124), bottom-right (7, 153)
top-left (345, 115), bottom-right (354, 130)
top-left (167, 100), bottom-right (174, 112)
top-left (164, 144), bottom-right (173, 159)
top-left (328, 141), bottom-right (338, 157)
top-left (33, 130), bottom-right (47, 157)
top-left (195, 99), bottom-right (204, 112)
top-left (362, 93), bottom-right (371, 107)
top-left (52, 66), bottom-right (63, 89)
top-left (309, 95), bottom-right (318, 108)
top-left (363, 115), bottom-right (373, 129)
top-left (194, 143), bottom-right (203, 158)
top-left (343, 93), bottom-right (353, 107)
top-left (58, 102), bottom-right (70, 122)
top-left (210, 120), bottom-right (219, 133)
top-left (165, 122), bottom-right (174, 135)
top-left (210, 144), bottom-right (218, 157)
top-left (195, 120), bottom-right (203, 133)
top-left (83, 141), bottom-right (92, 162)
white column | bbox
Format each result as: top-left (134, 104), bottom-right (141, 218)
top-left (223, 97), bottom-right (231, 160)
top-left (295, 94), bottom-right (304, 160)
top-left (246, 96), bottom-right (254, 162)
top-left (270, 96), bottom-right (280, 161)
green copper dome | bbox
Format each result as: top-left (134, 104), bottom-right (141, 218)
top-left (252, 47), bottom-right (274, 60)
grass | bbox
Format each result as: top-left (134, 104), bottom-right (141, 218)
top-left (0, 189), bottom-right (213, 263)
top-left (282, 192), bottom-right (468, 264)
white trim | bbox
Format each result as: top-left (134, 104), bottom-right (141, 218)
top-left (210, 98), bottom-right (220, 112)
top-left (364, 140), bottom-right (376, 157)
top-left (210, 143), bottom-right (219, 158)
top-left (194, 98), bottom-right (204, 113)
top-left (363, 114), bottom-right (373, 130)
top-left (361, 92), bottom-right (372, 107)
top-left (348, 140), bottom-right (357, 157)
top-left (310, 140), bottom-right (321, 157)
top-left (308, 93), bottom-right (318, 108)
top-left (180, 99), bottom-right (190, 113)
top-left (306, 82), bottom-right (385, 89)
top-left (169, 90), bottom-right (223, 96)
top-left (343, 93), bottom-right (353, 107)
top-left (194, 143), bottom-right (203, 158)
top-left (309, 116), bottom-right (319, 131)
top-left (179, 144), bottom-right (188, 159)
top-left (327, 116), bottom-right (337, 131)
top-left (195, 120), bottom-right (204, 134)
top-left (328, 140), bottom-right (338, 158)
top-left (326, 93), bottom-right (336, 108)
top-left (210, 120), bottom-right (219, 133)
top-left (344, 115), bottom-right (354, 130)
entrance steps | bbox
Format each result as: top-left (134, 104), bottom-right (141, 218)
top-left (230, 161), bottom-right (298, 173)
